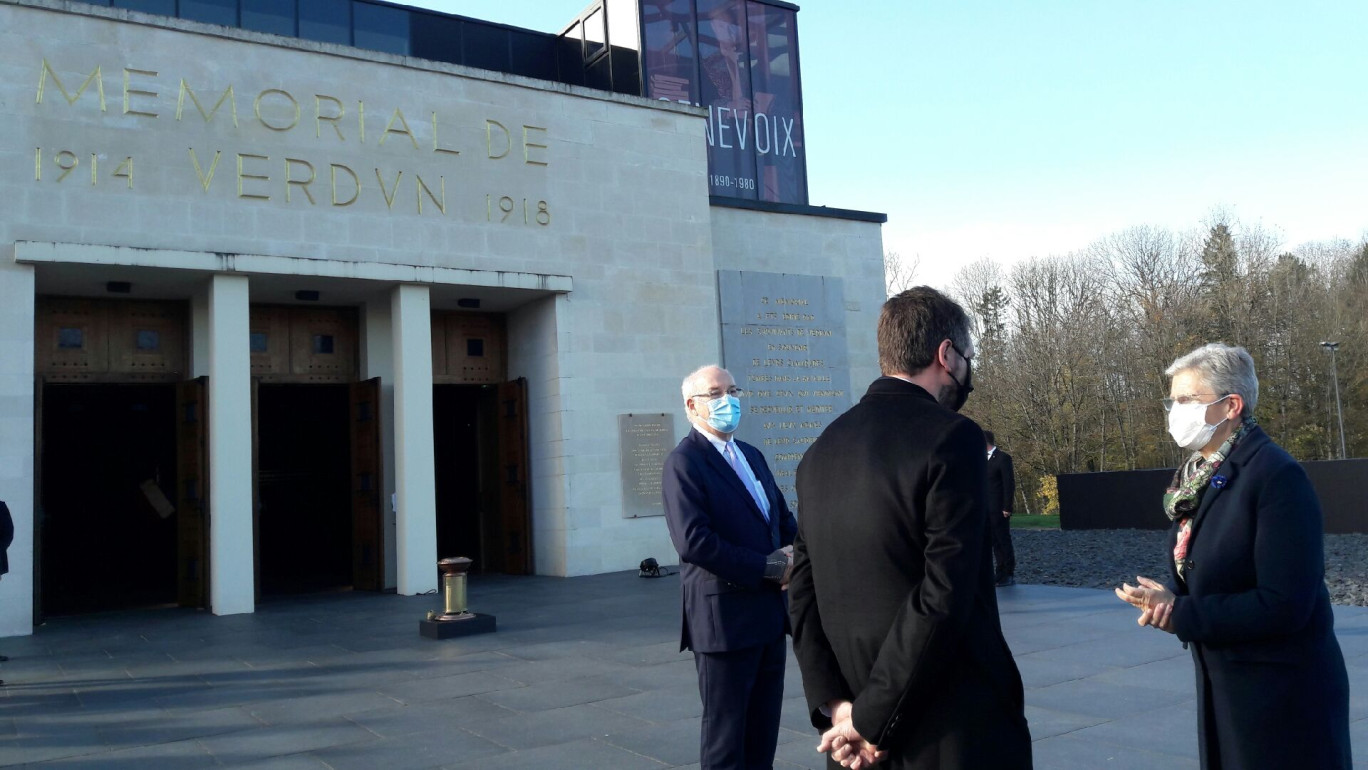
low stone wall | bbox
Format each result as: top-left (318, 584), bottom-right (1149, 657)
top-left (1058, 458), bottom-right (1368, 533)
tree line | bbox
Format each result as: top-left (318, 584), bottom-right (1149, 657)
top-left (887, 218), bottom-right (1368, 514)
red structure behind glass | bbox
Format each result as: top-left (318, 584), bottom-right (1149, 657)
top-left (641, 0), bottom-right (807, 204)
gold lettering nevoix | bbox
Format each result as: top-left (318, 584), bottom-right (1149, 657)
top-left (37, 59), bottom-right (106, 111)
top-left (122, 68), bottom-right (158, 118)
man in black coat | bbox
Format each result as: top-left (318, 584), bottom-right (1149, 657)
top-left (985, 431), bottom-right (1017, 586)
top-left (662, 364), bottom-right (799, 770)
top-left (789, 288), bottom-right (1030, 769)
top-left (0, 501), bottom-right (12, 684)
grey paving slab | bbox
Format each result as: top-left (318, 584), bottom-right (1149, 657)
top-left (472, 673), bottom-right (642, 712)
top-left (460, 702), bottom-right (655, 750)
top-left (34, 737), bottom-right (220, 769)
top-left (2, 575), bottom-right (1366, 768)
top-left (1031, 733), bottom-right (1200, 769)
top-left (439, 736), bottom-right (667, 770)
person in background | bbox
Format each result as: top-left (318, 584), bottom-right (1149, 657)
top-left (985, 431), bottom-right (1017, 587)
top-left (0, 501), bottom-right (12, 685)
top-left (662, 364), bottom-right (798, 770)
top-left (1116, 342), bottom-right (1351, 769)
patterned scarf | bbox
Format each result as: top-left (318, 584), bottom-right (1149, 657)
top-left (1165, 416), bottom-right (1256, 581)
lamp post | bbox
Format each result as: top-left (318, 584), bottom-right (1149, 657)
top-left (1321, 341), bottom-right (1347, 459)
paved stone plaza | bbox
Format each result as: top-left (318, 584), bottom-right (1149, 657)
top-left (1, 573), bottom-right (1365, 768)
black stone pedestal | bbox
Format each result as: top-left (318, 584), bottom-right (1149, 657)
top-left (419, 613), bottom-right (497, 639)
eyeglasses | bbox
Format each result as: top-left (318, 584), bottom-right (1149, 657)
top-left (1161, 394), bottom-right (1228, 412)
top-left (690, 387), bottom-right (746, 400)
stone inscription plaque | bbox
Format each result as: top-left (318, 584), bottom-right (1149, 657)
top-left (718, 271), bottom-right (851, 507)
top-left (619, 413), bottom-right (675, 518)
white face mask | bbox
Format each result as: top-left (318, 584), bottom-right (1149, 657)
top-left (1167, 396), bottom-right (1230, 451)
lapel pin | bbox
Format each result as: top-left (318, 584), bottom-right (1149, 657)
top-left (1211, 475), bottom-right (1228, 489)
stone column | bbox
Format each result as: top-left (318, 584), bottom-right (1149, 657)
top-left (207, 274), bottom-right (255, 615)
top-left (390, 284), bottom-right (437, 595)
top-left (0, 261), bottom-right (35, 637)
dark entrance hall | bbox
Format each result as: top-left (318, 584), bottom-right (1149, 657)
top-left (256, 384), bottom-right (352, 596)
top-left (40, 383), bottom-right (178, 615)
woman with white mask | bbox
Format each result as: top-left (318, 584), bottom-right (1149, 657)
top-left (1115, 342), bottom-right (1350, 770)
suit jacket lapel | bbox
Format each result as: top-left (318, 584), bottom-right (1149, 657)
top-left (693, 430), bottom-right (767, 522)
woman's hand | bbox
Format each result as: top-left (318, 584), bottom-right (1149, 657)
top-left (1115, 576), bottom-right (1177, 633)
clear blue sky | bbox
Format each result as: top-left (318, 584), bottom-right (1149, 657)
top-left (411, 1), bottom-right (1368, 289)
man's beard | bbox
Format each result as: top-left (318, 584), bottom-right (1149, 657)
top-left (935, 382), bottom-right (957, 409)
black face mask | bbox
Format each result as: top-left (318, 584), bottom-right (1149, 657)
top-left (947, 343), bottom-right (974, 412)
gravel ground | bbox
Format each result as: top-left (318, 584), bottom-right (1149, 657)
top-left (1011, 529), bottom-right (1368, 607)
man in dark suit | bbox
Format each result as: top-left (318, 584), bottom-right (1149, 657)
top-left (1, 501), bottom-right (12, 685)
top-left (789, 287), bottom-right (1031, 769)
top-left (985, 431), bottom-right (1017, 587)
top-left (662, 364), bottom-right (799, 770)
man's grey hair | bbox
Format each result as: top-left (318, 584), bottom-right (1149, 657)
top-left (1165, 343), bottom-right (1259, 414)
top-left (681, 364), bottom-right (728, 403)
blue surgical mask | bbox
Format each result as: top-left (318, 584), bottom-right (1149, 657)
top-left (704, 395), bottom-right (742, 434)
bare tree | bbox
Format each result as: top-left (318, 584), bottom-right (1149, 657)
top-left (884, 251), bottom-right (920, 297)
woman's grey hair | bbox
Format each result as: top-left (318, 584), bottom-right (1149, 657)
top-left (1165, 343), bottom-right (1259, 414)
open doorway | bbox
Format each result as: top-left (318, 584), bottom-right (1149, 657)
top-left (40, 383), bottom-right (178, 614)
top-left (255, 384), bottom-right (352, 596)
top-left (434, 385), bottom-right (495, 571)
top-left (433, 380), bottom-right (530, 574)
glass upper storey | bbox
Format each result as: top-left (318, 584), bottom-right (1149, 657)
top-left (78, 0), bottom-right (807, 204)
top-left (76, 0), bottom-right (631, 93)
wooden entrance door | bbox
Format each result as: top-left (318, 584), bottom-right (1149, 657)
top-left (176, 377), bottom-right (209, 608)
top-left (350, 377), bottom-right (383, 590)
top-left (494, 378), bottom-right (531, 574)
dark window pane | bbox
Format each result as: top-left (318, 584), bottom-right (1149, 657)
top-left (181, 0), bottom-right (237, 26)
top-left (410, 13), bottom-right (462, 64)
top-left (610, 43), bottom-right (642, 95)
top-left (113, 0), bottom-right (176, 16)
top-left (467, 338), bottom-right (485, 357)
top-left (556, 33), bottom-right (585, 86)
top-left (300, 0), bottom-right (350, 45)
top-left (244, 0), bottom-right (297, 36)
top-left (313, 334), bottom-right (335, 354)
top-left (354, 1), bottom-right (409, 56)
top-left (135, 330), bottom-right (160, 351)
top-left (584, 55), bottom-right (612, 91)
top-left (249, 332), bottom-right (269, 352)
top-left (643, 0), bottom-right (699, 104)
top-left (746, 1), bottom-right (805, 203)
top-left (58, 328), bottom-right (84, 349)
top-left (508, 29), bottom-right (558, 81)
top-left (465, 24), bottom-right (510, 72)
